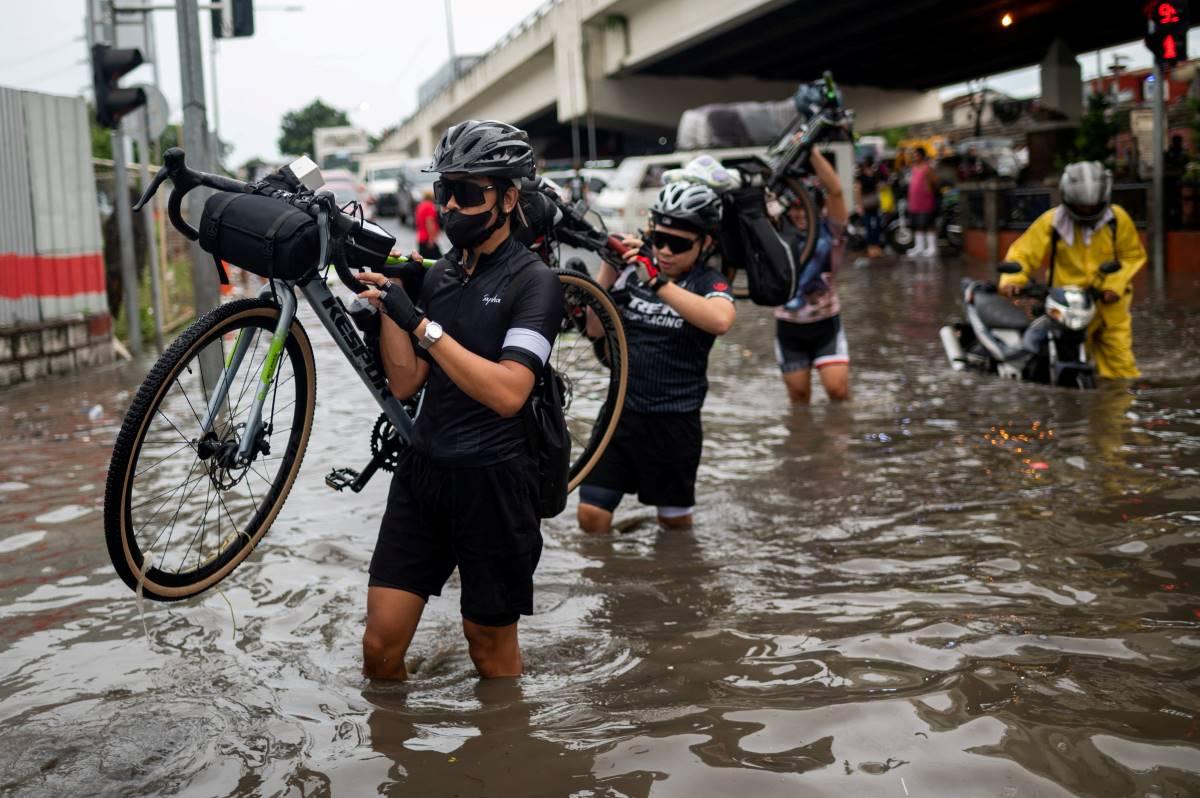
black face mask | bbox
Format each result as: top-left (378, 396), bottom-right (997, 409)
top-left (442, 203), bottom-right (508, 250)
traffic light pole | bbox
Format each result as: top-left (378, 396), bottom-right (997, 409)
top-left (1152, 63), bottom-right (1165, 292)
top-left (112, 129), bottom-right (143, 357)
top-left (174, 0), bottom-right (221, 319)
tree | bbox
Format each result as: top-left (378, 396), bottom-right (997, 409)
top-left (1073, 93), bottom-right (1118, 163)
top-left (278, 99), bottom-right (350, 157)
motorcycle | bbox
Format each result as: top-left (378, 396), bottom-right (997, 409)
top-left (939, 260), bottom-right (1122, 390)
top-left (885, 191), bottom-right (963, 256)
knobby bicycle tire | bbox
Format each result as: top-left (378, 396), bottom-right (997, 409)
top-left (552, 269), bottom-right (628, 490)
top-left (104, 298), bottom-right (316, 601)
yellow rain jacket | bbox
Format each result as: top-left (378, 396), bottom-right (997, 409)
top-left (999, 205), bottom-right (1146, 379)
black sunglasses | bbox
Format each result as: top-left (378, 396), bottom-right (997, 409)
top-left (433, 178), bottom-right (495, 208)
top-left (650, 230), bottom-right (699, 253)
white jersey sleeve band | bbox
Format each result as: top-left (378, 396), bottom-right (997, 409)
top-left (502, 327), bottom-right (553, 365)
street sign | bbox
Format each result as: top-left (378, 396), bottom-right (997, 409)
top-left (121, 83), bottom-right (169, 140)
top-left (1145, 1), bottom-right (1190, 66)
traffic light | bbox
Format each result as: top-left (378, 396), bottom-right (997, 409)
top-left (1145, 1), bottom-right (1190, 67)
top-left (91, 44), bottom-right (147, 129)
top-left (212, 0), bottom-right (255, 39)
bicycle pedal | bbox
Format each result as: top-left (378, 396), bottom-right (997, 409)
top-left (325, 468), bottom-right (360, 492)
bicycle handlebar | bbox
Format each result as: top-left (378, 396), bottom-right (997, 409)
top-left (134, 148), bottom-right (251, 241)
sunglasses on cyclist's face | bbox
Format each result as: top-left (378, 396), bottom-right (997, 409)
top-left (433, 178), bottom-right (495, 208)
top-left (650, 230), bottom-right (699, 253)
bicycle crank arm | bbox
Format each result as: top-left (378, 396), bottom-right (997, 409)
top-left (325, 448), bottom-right (386, 493)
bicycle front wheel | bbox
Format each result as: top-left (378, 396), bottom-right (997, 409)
top-left (552, 269), bottom-right (628, 490)
top-left (104, 298), bottom-right (317, 602)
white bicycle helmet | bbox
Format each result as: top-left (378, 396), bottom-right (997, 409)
top-left (1060, 161), bottom-right (1111, 224)
top-left (662, 154), bottom-right (742, 192)
top-left (650, 182), bottom-right (722, 234)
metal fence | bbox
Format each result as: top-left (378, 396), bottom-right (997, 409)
top-left (0, 87), bottom-right (106, 329)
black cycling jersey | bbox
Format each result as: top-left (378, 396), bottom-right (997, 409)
top-left (411, 235), bottom-right (562, 467)
top-left (613, 264), bottom-right (734, 414)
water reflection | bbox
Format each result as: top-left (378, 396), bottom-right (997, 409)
top-left (1, 257), bottom-right (1199, 796)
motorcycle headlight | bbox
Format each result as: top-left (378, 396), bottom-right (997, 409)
top-left (1062, 306), bottom-right (1094, 330)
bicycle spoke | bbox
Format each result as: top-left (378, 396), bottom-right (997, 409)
top-left (134, 440), bottom-right (196, 478)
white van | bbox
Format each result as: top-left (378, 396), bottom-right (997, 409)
top-left (592, 143), bottom-right (855, 234)
top-left (592, 148), bottom-right (765, 235)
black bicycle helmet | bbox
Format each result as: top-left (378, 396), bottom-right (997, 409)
top-left (650, 182), bottom-right (722, 234)
top-left (425, 119), bottom-right (536, 180)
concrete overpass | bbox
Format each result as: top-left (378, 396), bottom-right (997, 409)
top-left (383, 0), bottom-right (1150, 160)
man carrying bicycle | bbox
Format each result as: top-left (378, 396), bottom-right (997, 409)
top-left (354, 120), bottom-right (561, 680)
top-left (577, 183), bottom-right (737, 534)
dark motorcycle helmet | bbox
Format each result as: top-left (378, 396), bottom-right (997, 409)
top-left (1059, 161), bottom-right (1112, 224)
top-left (425, 119), bottom-right (536, 180)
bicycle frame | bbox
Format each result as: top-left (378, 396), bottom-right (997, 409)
top-left (197, 278), bottom-right (416, 463)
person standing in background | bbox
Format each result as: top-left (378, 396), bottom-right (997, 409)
top-left (415, 188), bottom-right (442, 261)
top-left (905, 147), bottom-right (939, 259)
top-left (855, 154), bottom-right (883, 259)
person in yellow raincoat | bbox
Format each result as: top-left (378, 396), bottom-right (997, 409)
top-left (999, 161), bottom-right (1146, 378)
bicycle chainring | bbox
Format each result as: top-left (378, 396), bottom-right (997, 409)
top-left (370, 413), bottom-right (406, 472)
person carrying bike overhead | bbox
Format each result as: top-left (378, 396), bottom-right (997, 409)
top-left (775, 148), bottom-right (851, 403)
top-left (354, 120), bottom-right (562, 680)
top-left (999, 161), bottom-right (1146, 379)
top-left (576, 182), bottom-right (737, 535)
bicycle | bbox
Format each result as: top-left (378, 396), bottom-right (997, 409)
top-left (726, 72), bottom-right (854, 271)
top-left (103, 149), bottom-right (628, 602)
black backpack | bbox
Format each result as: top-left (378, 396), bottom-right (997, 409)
top-left (504, 261), bottom-right (570, 518)
top-left (720, 186), bottom-right (797, 306)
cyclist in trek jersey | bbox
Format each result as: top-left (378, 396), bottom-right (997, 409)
top-left (577, 183), bottom-right (737, 534)
top-left (354, 120), bottom-right (562, 680)
top-left (775, 148), bottom-right (851, 403)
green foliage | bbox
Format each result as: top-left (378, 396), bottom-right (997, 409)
top-left (88, 105), bottom-right (113, 160)
top-left (278, 99), bottom-right (350, 157)
top-left (874, 126), bottom-right (910, 148)
top-left (1072, 93), bottom-right (1117, 164)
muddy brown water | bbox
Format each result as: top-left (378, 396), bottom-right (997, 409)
top-left (1, 255), bottom-right (1199, 797)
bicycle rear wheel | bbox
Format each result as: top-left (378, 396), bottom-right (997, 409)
top-left (724, 175), bottom-right (819, 293)
top-left (104, 298), bottom-right (316, 602)
top-left (552, 269), bottom-right (628, 490)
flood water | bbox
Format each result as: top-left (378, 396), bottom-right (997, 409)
top-left (2, 254), bottom-right (1200, 797)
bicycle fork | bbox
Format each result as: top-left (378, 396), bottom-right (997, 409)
top-left (199, 282), bottom-right (297, 465)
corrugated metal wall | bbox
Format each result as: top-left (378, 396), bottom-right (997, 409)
top-left (0, 87), bottom-right (106, 328)
top-left (0, 88), bottom-right (38, 327)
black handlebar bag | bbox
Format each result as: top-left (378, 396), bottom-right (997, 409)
top-left (721, 186), bottom-right (797, 306)
top-left (199, 192), bottom-right (321, 282)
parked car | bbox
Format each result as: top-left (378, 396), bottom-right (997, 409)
top-left (592, 148), bottom-right (766, 234)
top-left (955, 137), bottom-right (1019, 179)
top-left (321, 169), bottom-right (370, 212)
top-left (363, 162), bottom-right (413, 223)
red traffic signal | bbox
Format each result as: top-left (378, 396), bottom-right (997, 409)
top-left (92, 44), bottom-right (147, 129)
top-left (1145, 1), bottom-right (1190, 66)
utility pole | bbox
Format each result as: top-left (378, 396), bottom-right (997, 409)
top-left (1152, 64), bottom-right (1166, 291)
top-left (175, 0), bottom-right (221, 317)
top-left (444, 0), bottom-right (458, 81)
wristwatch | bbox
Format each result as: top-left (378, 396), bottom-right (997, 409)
top-left (418, 320), bottom-right (443, 350)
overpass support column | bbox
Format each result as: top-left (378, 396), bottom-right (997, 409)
top-left (1040, 38), bottom-right (1083, 121)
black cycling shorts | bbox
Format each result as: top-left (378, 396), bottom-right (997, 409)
top-left (368, 448), bottom-right (542, 627)
top-left (775, 315), bottom-right (849, 373)
top-left (580, 410), bottom-right (702, 511)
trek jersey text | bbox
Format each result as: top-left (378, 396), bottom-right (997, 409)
top-left (612, 264), bottom-right (734, 414)
top-left (411, 236), bottom-right (561, 466)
